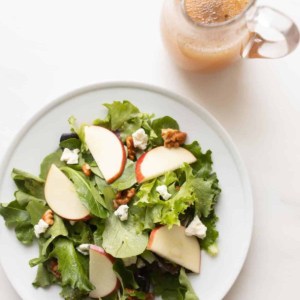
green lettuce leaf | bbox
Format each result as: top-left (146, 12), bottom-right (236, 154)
top-left (61, 167), bottom-right (108, 219)
top-left (60, 286), bottom-right (87, 300)
top-left (59, 138), bottom-right (81, 150)
top-left (179, 269), bottom-right (199, 300)
top-left (0, 200), bottom-right (34, 244)
top-left (66, 221), bottom-right (93, 246)
top-left (102, 214), bottom-right (148, 258)
top-left (103, 101), bottom-right (141, 130)
top-left (50, 238), bottom-right (93, 293)
top-left (110, 160), bottom-right (137, 191)
top-left (0, 200), bottom-right (30, 227)
top-left (42, 215), bottom-right (68, 255)
top-left (93, 101), bottom-right (154, 142)
top-left (40, 149), bottom-right (65, 179)
top-left (12, 169), bottom-right (45, 199)
top-left (113, 259), bottom-right (139, 289)
top-left (15, 190), bottom-right (45, 208)
top-left (32, 263), bottom-right (56, 288)
top-left (184, 141), bottom-right (213, 178)
top-left (89, 218), bottom-right (106, 246)
top-left (150, 116), bottom-right (179, 147)
top-left (134, 164), bottom-right (196, 228)
top-left (200, 212), bottom-right (219, 253)
top-left (26, 199), bottom-right (48, 225)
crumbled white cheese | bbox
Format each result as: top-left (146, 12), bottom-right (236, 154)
top-left (60, 148), bottom-right (80, 164)
top-left (34, 219), bottom-right (49, 238)
top-left (132, 128), bottom-right (148, 150)
top-left (156, 185), bottom-right (172, 200)
top-left (185, 216), bottom-right (207, 239)
top-left (122, 256), bottom-right (137, 266)
top-left (114, 204), bottom-right (129, 221)
top-left (77, 244), bottom-right (90, 256)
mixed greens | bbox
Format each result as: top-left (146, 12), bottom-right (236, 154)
top-left (0, 100), bottom-right (221, 300)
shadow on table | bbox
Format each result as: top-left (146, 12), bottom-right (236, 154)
top-left (173, 61), bottom-right (254, 127)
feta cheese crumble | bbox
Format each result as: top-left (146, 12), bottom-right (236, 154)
top-left (77, 244), bottom-right (90, 256)
top-left (34, 219), bottom-right (49, 238)
top-left (132, 128), bottom-right (148, 150)
top-left (185, 216), bottom-right (207, 239)
top-left (114, 204), bottom-right (129, 221)
top-left (156, 185), bottom-right (172, 200)
top-left (60, 148), bottom-right (80, 164)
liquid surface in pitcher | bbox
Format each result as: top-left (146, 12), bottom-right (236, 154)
top-left (185, 0), bottom-right (250, 24)
top-left (161, 0), bottom-right (252, 72)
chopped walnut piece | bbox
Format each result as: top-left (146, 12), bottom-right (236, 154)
top-left (126, 136), bottom-right (136, 160)
top-left (49, 259), bottom-right (61, 279)
top-left (113, 188), bottom-right (136, 209)
top-left (42, 209), bottom-right (54, 225)
top-left (161, 128), bottom-right (187, 148)
top-left (82, 163), bottom-right (91, 176)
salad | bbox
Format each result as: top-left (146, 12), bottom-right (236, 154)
top-left (0, 100), bottom-right (221, 300)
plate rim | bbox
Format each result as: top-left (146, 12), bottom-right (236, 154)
top-left (0, 80), bottom-right (253, 300)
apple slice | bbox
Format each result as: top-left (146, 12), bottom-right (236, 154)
top-left (89, 245), bottom-right (120, 298)
top-left (147, 225), bottom-right (201, 273)
top-left (136, 146), bottom-right (196, 183)
top-left (84, 126), bottom-right (126, 183)
top-left (45, 164), bottom-right (90, 220)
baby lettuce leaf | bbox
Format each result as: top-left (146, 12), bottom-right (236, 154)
top-left (12, 169), bottom-right (45, 199)
top-left (184, 141), bottom-right (213, 178)
top-left (200, 212), bottom-right (219, 253)
top-left (15, 190), bottom-right (45, 208)
top-left (102, 214), bottom-right (148, 258)
top-left (103, 101), bottom-right (141, 131)
top-left (60, 286), bottom-right (87, 300)
top-left (192, 176), bottom-right (219, 218)
top-left (59, 138), bottom-right (81, 150)
top-left (150, 116), bottom-right (179, 147)
top-left (40, 149), bottom-right (65, 179)
top-left (89, 218), bottom-right (106, 246)
top-left (93, 101), bottom-right (154, 142)
top-left (113, 259), bottom-right (139, 289)
top-left (66, 221), bottom-right (93, 246)
top-left (32, 263), bottom-right (56, 288)
top-left (61, 167), bottom-right (108, 219)
top-left (41, 215), bottom-right (68, 255)
top-left (0, 200), bottom-right (30, 227)
top-left (110, 160), bottom-right (137, 191)
top-left (179, 269), bottom-right (199, 300)
top-left (26, 199), bottom-right (48, 225)
top-left (134, 164), bottom-right (196, 229)
top-left (50, 237), bottom-right (93, 293)
top-left (0, 200), bottom-right (35, 244)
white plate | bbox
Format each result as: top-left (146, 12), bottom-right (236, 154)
top-left (0, 82), bottom-right (253, 300)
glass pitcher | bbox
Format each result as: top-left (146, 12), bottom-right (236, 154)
top-left (160, 0), bottom-right (299, 72)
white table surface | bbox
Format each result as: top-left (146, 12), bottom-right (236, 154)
top-left (0, 0), bottom-right (300, 299)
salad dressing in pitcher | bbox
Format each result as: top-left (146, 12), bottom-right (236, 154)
top-left (161, 0), bottom-right (252, 72)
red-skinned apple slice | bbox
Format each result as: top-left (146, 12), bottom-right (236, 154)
top-left (147, 225), bottom-right (201, 273)
top-left (136, 146), bottom-right (196, 183)
top-left (44, 164), bottom-right (90, 220)
top-left (84, 126), bottom-right (126, 183)
top-left (89, 245), bottom-right (120, 298)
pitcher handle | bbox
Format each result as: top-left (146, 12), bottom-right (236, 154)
top-left (243, 6), bottom-right (299, 59)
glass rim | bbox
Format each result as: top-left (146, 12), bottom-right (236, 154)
top-left (180, 0), bottom-right (256, 28)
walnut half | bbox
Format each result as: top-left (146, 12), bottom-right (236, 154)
top-left (161, 128), bottom-right (187, 148)
top-left (113, 188), bottom-right (136, 209)
top-left (126, 136), bottom-right (136, 160)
